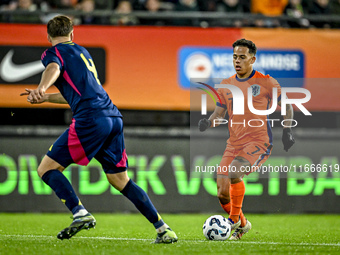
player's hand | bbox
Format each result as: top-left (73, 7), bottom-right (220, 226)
top-left (198, 118), bottom-right (211, 132)
top-left (20, 88), bottom-right (45, 104)
top-left (30, 87), bottom-right (46, 103)
top-left (282, 128), bottom-right (295, 152)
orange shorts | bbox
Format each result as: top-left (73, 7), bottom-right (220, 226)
top-left (217, 141), bottom-right (272, 176)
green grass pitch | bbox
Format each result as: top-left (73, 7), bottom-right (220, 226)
top-left (0, 213), bottom-right (339, 255)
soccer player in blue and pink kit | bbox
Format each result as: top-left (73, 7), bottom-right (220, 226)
top-left (20, 15), bottom-right (177, 243)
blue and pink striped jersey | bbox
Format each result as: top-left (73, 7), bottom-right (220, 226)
top-left (41, 41), bottom-right (122, 119)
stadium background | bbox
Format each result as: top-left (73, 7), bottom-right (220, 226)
top-left (1, 13), bottom-right (340, 214)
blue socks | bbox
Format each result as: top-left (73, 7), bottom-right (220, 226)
top-left (41, 169), bottom-right (84, 214)
top-left (121, 179), bottom-right (165, 229)
top-left (42, 170), bottom-right (165, 229)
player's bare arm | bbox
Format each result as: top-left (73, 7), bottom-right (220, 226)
top-left (280, 101), bottom-right (294, 128)
top-left (279, 100), bottom-right (295, 151)
top-left (20, 62), bottom-right (61, 104)
top-left (20, 90), bottom-right (67, 104)
top-left (198, 105), bottom-right (227, 131)
top-left (44, 93), bottom-right (68, 104)
top-left (209, 105), bottom-right (228, 127)
top-left (28, 62), bottom-right (61, 103)
top-left (34, 62), bottom-right (60, 100)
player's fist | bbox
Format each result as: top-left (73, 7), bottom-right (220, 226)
top-left (198, 118), bottom-right (211, 132)
top-left (282, 128), bottom-right (295, 152)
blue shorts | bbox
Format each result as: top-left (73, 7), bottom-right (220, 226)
top-left (47, 116), bottom-right (128, 173)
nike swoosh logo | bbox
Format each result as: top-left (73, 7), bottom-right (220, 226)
top-left (0, 49), bottom-right (44, 82)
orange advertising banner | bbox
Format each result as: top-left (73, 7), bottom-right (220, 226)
top-left (0, 24), bottom-right (339, 111)
top-left (242, 28), bottom-right (340, 112)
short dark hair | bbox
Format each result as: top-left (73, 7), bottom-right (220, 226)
top-left (47, 15), bottom-right (73, 38)
top-left (232, 39), bottom-right (257, 55)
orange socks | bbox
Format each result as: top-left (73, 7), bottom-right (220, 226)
top-left (229, 181), bottom-right (246, 225)
top-left (220, 202), bottom-right (231, 214)
top-left (220, 201), bottom-right (247, 227)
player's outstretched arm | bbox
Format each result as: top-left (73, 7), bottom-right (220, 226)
top-left (198, 105), bottom-right (227, 132)
top-left (44, 93), bottom-right (68, 104)
top-left (31, 62), bottom-right (61, 103)
top-left (281, 103), bottom-right (295, 152)
top-left (20, 62), bottom-right (62, 104)
top-left (20, 90), bottom-right (67, 104)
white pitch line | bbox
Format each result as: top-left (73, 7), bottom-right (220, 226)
top-left (2, 235), bottom-right (340, 247)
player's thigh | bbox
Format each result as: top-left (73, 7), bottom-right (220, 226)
top-left (47, 117), bottom-right (115, 171)
top-left (217, 145), bottom-right (236, 176)
top-left (228, 156), bottom-right (251, 181)
top-left (218, 145), bottom-right (248, 180)
top-left (37, 155), bottom-right (65, 178)
top-left (69, 117), bottom-right (114, 165)
top-left (46, 127), bottom-right (75, 169)
top-left (238, 142), bottom-right (272, 175)
top-left (95, 117), bottom-right (128, 174)
top-left (106, 171), bottom-right (129, 191)
top-left (217, 145), bottom-right (235, 201)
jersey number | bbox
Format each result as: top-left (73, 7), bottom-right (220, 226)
top-left (80, 53), bottom-right (101, 85)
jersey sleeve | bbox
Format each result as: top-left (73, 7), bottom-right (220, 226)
top-left (216, 79), bottom-right (228, 109)
top-left (41, 48), bottom-right (62, 69)
top-left (216, 89), bottom-right (227, 109)
top-left (266, 76), bottom-right (282, 102)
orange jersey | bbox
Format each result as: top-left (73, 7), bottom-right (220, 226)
top-left (217, 70), bottom-right (281, 147)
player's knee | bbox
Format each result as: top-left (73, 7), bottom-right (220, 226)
top-left (230, 177), bottom-right (243, 184)
top-left (37, 165), bottom-right (64, 178)
top-left (106, 172), bottom-right (130, 191)
top-left (229, 157), bottom-right (250, 179)
top-left (37, 167), bottom-right (58, 178)
top-left (37, 166), bottom-right (46, 178)
top-left (37, 155), bottom-right (65, 178)
top-left (228, 171), bottom-right (244, 180)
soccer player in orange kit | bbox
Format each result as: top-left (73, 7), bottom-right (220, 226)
top-left (198, 39), bottom-right (295, 240)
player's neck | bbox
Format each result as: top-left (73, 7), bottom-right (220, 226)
top-left (51, 37), bottom-right (72, 46)
top-left (236, 68), bottom-right (254, 79)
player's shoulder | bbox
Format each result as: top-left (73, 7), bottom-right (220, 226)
top-left (41, 46), bottom-right (57, 61)
top-left (254, 70), bottom-right (271, 79)
top-left (254, 71), bottom-right (279, 86)
top-left (220, 74), bottom-right (237, 84)
top-left (41, 49), bottom-right (48, 61)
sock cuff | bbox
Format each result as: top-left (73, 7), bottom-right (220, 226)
top-left (153, 219), bottom-right (165, 229)
top-left (41, 169), bottom-right (61, 183)
top-left (220, 202), bottom-right (231, 214)
top-left (120, 179), bottom-right (132, 195)
top-left (219, 201), bottom-right (230, 206)
top-left (230, 181), bottom-right (245, 196)
top-left (72, 204), bottom-right (86, 215)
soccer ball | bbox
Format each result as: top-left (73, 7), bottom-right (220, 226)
top-left (202, 215), bottom-right (231, 241)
